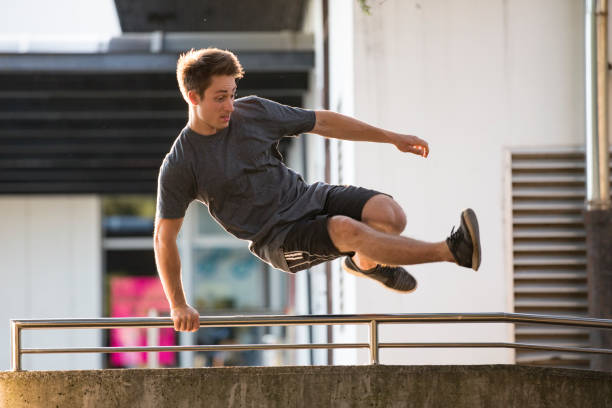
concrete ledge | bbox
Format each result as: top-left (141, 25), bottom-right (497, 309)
top-left (1, 365), bottom-right (612, 407)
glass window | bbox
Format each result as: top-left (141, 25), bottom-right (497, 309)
top-left (197, 206), bottom-right (231, 236)
top-left (102, 195), bottom-right (156, 237)
top-left (108, 276), bottom-right (177, 368)
top-left (101, 194), bottom-right (177, 368)
top-left (193, 248), bottom-right (266, 311)
top-left (189, 204), bottom-right (291, 367)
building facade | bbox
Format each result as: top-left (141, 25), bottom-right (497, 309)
top-left (1, 0), bottom-right (608, 370)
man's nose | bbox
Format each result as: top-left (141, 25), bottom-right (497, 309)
top-left (225, 99), bottom-right (234, 112)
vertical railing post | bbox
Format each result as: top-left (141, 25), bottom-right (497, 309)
top-left (11, 320), bottom-right (21, 371)
top-left (369, 320), bottom-right (379, 364)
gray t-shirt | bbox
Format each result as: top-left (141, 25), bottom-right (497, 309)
top-left (156, 95), bottom-right (330, 271)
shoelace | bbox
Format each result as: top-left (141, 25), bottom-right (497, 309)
top-left (377, 265), bottom-right (395, 274)
top-left (363, 264), bottom-right (394, 280)
top-left (447, 226), bottom-right (462, 249)
top-left (378, 265), bottom-right (414, 289)
top-left (378, 265), bottom-right (404, 283)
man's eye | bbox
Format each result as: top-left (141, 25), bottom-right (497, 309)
top-left (216, 97), bottom-right (224, 102)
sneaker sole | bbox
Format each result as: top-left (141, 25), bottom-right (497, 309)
top-left (461, 208), bottom-right (481, 271)
top-left (341, 261), bottom-right (418, 294)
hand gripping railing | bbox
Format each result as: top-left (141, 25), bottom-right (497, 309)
top-left (10, 312), bottom-right (612, 371)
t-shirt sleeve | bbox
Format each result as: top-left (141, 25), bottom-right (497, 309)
top-left (156, 158), bottom-right (195, 219)
top-left (256, 97), bottom-right (316, 137)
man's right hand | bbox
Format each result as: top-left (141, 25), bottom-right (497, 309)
top-left (392, 133), bottom-right (429, 158)
top-left (170, 304), bottom-right (200, 332)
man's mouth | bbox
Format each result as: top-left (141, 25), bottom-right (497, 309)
top-left (221, 115), bottom-right (230, 122)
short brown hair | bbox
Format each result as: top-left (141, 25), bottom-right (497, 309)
top-left (176, 48), bottom-right (244, 101)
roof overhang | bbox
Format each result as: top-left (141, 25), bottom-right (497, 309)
top-left (113, 0), bottom-right (308, 32)
top-left (0, 32), bottom-right (314, 73)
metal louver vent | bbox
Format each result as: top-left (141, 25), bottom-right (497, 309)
top-left (0, 71), bottom-right (308, 194)
top-left (511, 149), bottom-right (612, 369)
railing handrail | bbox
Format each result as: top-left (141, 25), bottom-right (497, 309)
top-left (11, 312), bottom-right (612, 371)
top-left (11, 312), bottom-right (612, 329)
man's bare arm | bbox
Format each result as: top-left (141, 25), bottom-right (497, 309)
top-left (311, 110), bottom-right (429, 157)
top-left (153, 217), bottom-right (200, 332)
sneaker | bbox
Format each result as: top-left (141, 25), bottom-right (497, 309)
top-left (342, 256), bottom-right (417, 293)
top-left (446, 208), bottom-right (481, 271)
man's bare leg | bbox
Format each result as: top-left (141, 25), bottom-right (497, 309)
top-left (347, 194), bottom-right (455, 268)
top-left (351, 194), bottom-right (402, 270)
top-left (329, 215), bottom-right (455, 266)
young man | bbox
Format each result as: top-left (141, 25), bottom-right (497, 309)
top-left (155, 48), bottom-right (481, 332)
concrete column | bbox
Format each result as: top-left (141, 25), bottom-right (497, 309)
top-left (586, 209), bottom-right (612, 371)
top-left (584, 0), bottom-right (612, 371)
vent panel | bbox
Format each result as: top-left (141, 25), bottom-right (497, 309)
top-left (0, 71), bottom-right (309, 194)
top-left (511, 150), bottom-right (612, 370)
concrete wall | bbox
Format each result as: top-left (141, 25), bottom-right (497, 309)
top-left (326, 0), bottom-right (587, 364)
top-left (0, 196), bottom-right (102, 370)
top-left (2, 365), bottom-right (611, 407)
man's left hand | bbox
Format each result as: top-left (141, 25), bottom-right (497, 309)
top-left (392, 134), bottom-right (429, 158)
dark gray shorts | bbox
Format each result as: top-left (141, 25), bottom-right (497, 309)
top-left (280, 185), bottom-right (387, 273)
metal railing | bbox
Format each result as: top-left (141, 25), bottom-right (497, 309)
top-left (10, 312), bottom-right (612, 371)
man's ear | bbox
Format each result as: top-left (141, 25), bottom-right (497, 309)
top-left (187, 90), bottom-right (201, 106)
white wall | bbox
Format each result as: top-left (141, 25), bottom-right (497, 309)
top-left (326, 0), bottom-right (361, 365)
top-left (0, 196), bottom-right (102, 370)
top-left (326, 0), bottom-right (586, 365)
top-left (0, 0), bottom-right (120, 35)
top-left (0, 0), bottom-right (121, 52)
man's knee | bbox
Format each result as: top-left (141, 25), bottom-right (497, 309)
top-left (389, 203), bottom-right (407, 233)
top-left (362, 194), bottom-right (407, 234)
top-left (327, 215), bottom-right (364, 252)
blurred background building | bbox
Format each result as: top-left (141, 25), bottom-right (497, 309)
top-left (0, 0), bottom-right (610, 371)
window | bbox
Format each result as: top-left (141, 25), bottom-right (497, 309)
top-left (102, 195), bottom-right (178, 368)
top-left (187, 203), bottom-right (290, 367)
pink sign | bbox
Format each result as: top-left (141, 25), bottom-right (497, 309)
top-left (109, 276), bottom-right (176, 367)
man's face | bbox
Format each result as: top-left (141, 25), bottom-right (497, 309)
top-left (189, 75), bottom-right (236, 133)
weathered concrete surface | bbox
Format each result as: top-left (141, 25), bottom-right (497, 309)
top-left (1, 365), bottom-right (611, 408)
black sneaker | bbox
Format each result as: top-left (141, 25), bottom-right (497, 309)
top-left (342, 256), bottom-right (417, 293)
top-left (446, 208), bottom-right (481, 271)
